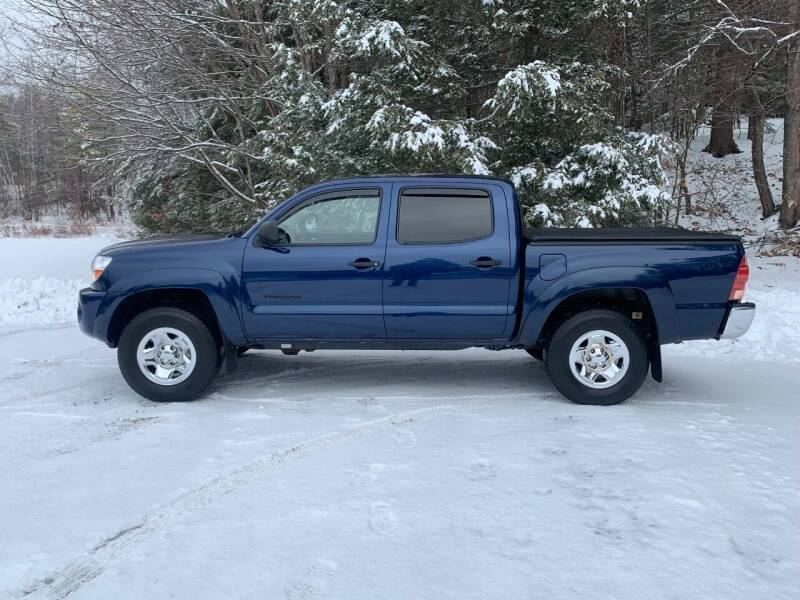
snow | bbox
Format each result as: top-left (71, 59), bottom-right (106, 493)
top-left (343, 19), bottom-right (418, 61)
top-left (664, 255), bottom-right (800, 365)
top-left (488, 61), bottom-right (562, 115)
top-left (366, 106), bottom-right (493, 175)
top-left (1, 234), bottom-right (798, 599)
top-left (510, 165), bottom-right (539, 186)
top-left (0, 278), bottom-right (86, 325)
top-left (0, 235), bottom-right (119, 326)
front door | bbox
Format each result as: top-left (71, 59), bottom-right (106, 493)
top-left (241, 186), bottom-right (389, 340)
top-left (383, 184), bottom-right (515, 339)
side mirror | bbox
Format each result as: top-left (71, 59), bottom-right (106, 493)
top-left (255, 220), bottom-right (281, 247)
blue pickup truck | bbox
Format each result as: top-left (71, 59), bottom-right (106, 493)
top-left (78, 175), bottom-right (754, 405)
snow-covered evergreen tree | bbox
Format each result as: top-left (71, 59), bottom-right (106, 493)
top-left (32, 0), bottom-right (672, 232)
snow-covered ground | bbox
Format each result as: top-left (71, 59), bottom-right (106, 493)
top-left (1, 236), bottom-right (798, 599)
top-left (679, 119), bottom-right (789, 246)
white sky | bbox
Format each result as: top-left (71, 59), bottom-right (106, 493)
top-left (1, 1), bottom-right (34, 62)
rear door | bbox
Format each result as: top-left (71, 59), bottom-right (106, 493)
top-left (241, 186), bottom-right (390, 340)
top-left (382, 183), bottom-right (515, 339)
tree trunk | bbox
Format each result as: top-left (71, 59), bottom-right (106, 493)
top-left (703, 49), bottom-right (741, 158)
top-left (745, 87), bottom-right (777, 218)
top-left (704, 102), bottom-right (741, 157)
top-left (780, 7), bottom-right (800, 229)
top-left (674, 126), bottom-right (693, 220)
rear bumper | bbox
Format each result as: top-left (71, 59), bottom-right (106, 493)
top-left (719, 302), bottom-right (755, 340)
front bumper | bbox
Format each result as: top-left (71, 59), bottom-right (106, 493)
top-left (719, 302), bottom-right (755, 339)
top-left (78, 287), bottom-right (115, 344)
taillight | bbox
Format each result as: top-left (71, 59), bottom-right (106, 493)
top-left (729, 255), bottom-right (749, 301)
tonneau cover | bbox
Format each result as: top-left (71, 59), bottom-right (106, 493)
top-left (526, 227), bottom-right (740, 244)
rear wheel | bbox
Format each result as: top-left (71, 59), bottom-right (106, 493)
top-left (118, 307), bottom-right (221, 402)
top-left (544, 310), bottom-right (648, 405)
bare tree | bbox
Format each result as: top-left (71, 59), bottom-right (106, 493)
top-left (744, 85), bottom-right (776, 217)
top-left (662, 0), bottom-right (797, 221)
top-left (780, 2), bottom-right (800, 229)
top-left (12, 0), bottom-right (281, 205)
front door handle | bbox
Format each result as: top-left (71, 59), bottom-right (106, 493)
top-left (348, 258), bottom-right (380, 270)
top-left (469, 258), bottom-right (503, 268)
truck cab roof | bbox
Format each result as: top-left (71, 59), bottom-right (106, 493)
top-left (318, 173), bottom-right (514, 184)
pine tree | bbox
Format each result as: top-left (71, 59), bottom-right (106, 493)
top-left (22, 0), bottom-right (673, 233)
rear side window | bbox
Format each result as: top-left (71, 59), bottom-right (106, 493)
top-left (397, 188), bottom-right (493, 244)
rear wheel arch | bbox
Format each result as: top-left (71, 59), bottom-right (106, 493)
top-left (531, 287), bottom-right (659, 355)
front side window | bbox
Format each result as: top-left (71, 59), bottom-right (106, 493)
top-left (397, 188), bottom-right (493, 244)
top-left (279, 189), bottom-right (381, 245)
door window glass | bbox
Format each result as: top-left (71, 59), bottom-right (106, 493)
top-left (279, 189), bottom-right (381, 245)
top-left (397, 188), bottom-right (492, 244)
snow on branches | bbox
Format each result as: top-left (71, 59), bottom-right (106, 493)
top-left (517, 133), bottom-right (672, 228)
top-left (486, 62), bottom-right (562, 115)
top-left (19, 0), bottom-right (674, 233)
top-left (367, 106), bottom-right (495, 175)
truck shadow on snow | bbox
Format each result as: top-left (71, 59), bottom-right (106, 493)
top-left (211, 350), bottom-right (572, 404)
top-left (203, 349), bottom-right (675, 406)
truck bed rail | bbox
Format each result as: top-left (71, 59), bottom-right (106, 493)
top-left (526, 227), bottom-right (740, 244)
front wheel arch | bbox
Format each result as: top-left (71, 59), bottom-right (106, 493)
top-left (108, 288), bottom-right (224, 349)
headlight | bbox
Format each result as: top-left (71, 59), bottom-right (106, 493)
top-left (92, 255), bottom-right (112, 280)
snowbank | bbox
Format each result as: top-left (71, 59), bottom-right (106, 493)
top-left (0, 235), bottom-right (115, 325)
top-left (666, 284), bottom-right (800, 364)
top-left (0, 277), bottom-right (85, 325)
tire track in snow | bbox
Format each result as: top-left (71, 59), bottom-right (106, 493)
top-left (0, 415), bottom-right (161, 474)
top-left (0, 324), bottom-right (73, 339)
top-left (16, 404), bottom-right (460, 599)
top-left (2, 372), bottom-right (116, 405)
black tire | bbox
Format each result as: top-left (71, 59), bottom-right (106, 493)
top-left (117, 307), bottom-right (221, 402)
top-left (544, 310), bottom-right (648, 406)
top-left (525, 348), bottom-right (543, 361)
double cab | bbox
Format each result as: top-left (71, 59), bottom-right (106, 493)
top-left (78, 175), bottom-right (755, 405)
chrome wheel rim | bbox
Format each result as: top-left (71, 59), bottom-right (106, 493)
top-left (568, 330), bottom-right (630, 389)
top-left (136, 327), bottom-right (197, 386)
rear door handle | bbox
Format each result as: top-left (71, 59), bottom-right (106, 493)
top-left (348, 258), bottom-right (380, 269)
top-left (469, 258), bottom-right (503, 268)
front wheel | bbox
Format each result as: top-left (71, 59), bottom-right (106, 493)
top-left (544, 310), bottom-right (648, 406)
top-left (118, 307), bottom-right (221, 402)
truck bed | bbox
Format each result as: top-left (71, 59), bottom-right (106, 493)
top-left (526, 227), bottom-right (740, 244)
